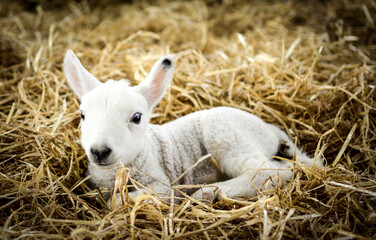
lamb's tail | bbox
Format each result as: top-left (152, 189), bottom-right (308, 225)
top-left (271, 125), bottom-right (323, 167)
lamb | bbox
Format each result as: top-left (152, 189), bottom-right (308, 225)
top-left (63, 50), bottom-right (322, 204)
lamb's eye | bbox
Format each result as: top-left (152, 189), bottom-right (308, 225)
top-left (80, 111), bottom-right (85, 121)
top-left (131, 112), bottom-right (142, 124)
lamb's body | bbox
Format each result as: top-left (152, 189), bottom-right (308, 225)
top-left (89, 107), bottom-right (316, 200)
top-left (64, 50), bottom-right (322, 204)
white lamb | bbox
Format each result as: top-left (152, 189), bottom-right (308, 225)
top-left (64, 50), bottom-right (322, 204)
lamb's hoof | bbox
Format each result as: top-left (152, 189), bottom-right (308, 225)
top-left (107, 193), bottom-right (122, 209)
top-left (192, 186), bottom-right (222, 202)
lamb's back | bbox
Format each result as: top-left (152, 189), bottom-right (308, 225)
top-left (160, 107), bottom-right (281, 184)
top-left (193, 107), bottom-right (280, 157)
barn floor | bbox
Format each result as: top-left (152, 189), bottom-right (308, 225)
top-left (1, 0), bottom-right (375, 239)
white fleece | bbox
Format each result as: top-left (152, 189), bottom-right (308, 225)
top-left (63, 50), bottom-right (322, 203)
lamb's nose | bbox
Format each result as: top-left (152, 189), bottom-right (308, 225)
top-left (90, 147), bottom-right (112, 163)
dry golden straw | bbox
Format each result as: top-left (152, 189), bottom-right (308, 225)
top-left (1, 0), bottom-right (375, 239)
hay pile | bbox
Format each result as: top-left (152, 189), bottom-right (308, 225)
top-left (1, 0), bottom-right (375, 239)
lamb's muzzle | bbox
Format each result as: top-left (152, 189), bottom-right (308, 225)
top-left (64, 50), bottom-right (323, 206)
top-left (90, 146), bottom-right (112, 165)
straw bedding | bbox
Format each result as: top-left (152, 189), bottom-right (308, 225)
top-left (1, 0), bottom-right (375, 239)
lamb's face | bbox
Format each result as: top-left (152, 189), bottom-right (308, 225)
top-left (79, 80), bottom-right (150, 168)
top-left (64, 50), bottom-right (174, 169)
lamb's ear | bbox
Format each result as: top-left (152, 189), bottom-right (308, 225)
top-left (137, 55), bottom-right (174, 109)
top-left (63, 49), bottom-right (101, 99)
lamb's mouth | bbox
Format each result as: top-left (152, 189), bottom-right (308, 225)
top-left (96, 162), bottom-right (113, 167)
top-left (90, 159), bottom-right (117, 169)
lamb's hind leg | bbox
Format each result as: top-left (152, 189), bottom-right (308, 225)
top-left (191, 166), bottom-right (293, 201)
top-left (271, 124), bottom-right (323, 167)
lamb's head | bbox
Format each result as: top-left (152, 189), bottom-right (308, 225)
top-left (63, 50), bottom-right (174, 168)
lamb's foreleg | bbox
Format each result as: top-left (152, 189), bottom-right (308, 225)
top-left (130, 180), bottom-right (172, 201)
top-left (109, 179), bottom-right (173, 208)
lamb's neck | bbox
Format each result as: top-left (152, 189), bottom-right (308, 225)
top-left (139, 118), bottom-right (206, 185)
top-left (132, 124), bottom-right (182, 181)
